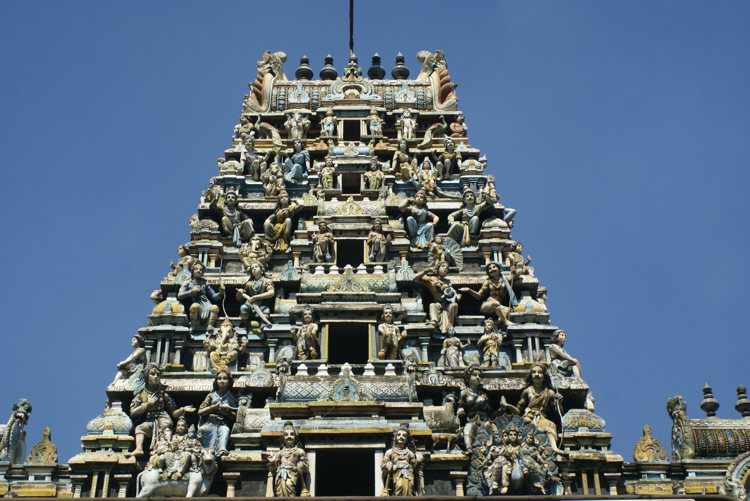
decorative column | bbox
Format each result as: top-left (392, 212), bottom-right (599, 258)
top-left (70, 474), bottom-right (88, 498)
top-left (113, 474), bottom-right (131, 498)
top-left (450, 471), bottom-right (468, 496)
top-left (267, 338), bottom-right (278, 364)
top-left (374, 450), bottom-right (384, 495)
top-left (89, 472), bottom-right (99, 498)
top-left (223, 472), bottom-right (241, 498)
top-left (306, 450), bottom-right (316, 497)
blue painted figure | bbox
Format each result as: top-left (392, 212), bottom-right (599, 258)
top-left (399, 189), bottom-right (438, 249)
top-left (282, 139), bottom-right (310, 184)
top-left (198, 369), bottom-right (237, 457)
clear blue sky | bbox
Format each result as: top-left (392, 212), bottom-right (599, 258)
top-left (1, 1), bottom-right (748, 462)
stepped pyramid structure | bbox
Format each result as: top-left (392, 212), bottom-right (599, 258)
top-left (1, 49), bottom-right (749, 500)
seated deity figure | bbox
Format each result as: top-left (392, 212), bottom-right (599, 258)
top-left (311, 221), bottom-right (335, 263)
top-left (320, 109), bottom-right (337, 137)
top-left (398, 109), bottom-right (417, 140)
top-left (446, 187), bottom-right (492, 247)
top-left (459, 262), bottom-right (515, 330)
top-left (283, 139), bottom-right (310, 184)
top-left (449, 113), bottom-right (468, 138)
top-left (291, 306), bottom-right (319, 360)
top-left (237, 260), bottom-right (275, 329)
top-left (263, 190), bottom-right (302, 252)
top-left (415, 157), bottom-right (438, 197)
top-left (391, 139), bottom-right (417, 182)
top-left (210, 188), bottom-right (254, 247)
top-left (377, 305), bottom-right (406, 360)
top-left (436, 136), bottom-right (462, 179)
top-left (203, 319), bottom-right (248, 372)
top-left (127, 364), bottom-right (195, 457)
top-left (399, 189), bottom-right (438, 249)
top-left (284, 111), bottom-right (310, 142)
top-left (112, 334), bottom-right (146, 384)
top-left (198, 369), bottom-right (237, 457)
top-left (363, 157), bottom-right (385, 190)
top-left (477, 318), bottom-right (505, 368)
top-left (318, 156), bottom-right (337, 189)
top-left (367, 218), bottom-right (391, 262)
top-left (548, 329), bottom-right (581, 378)
top-left (234, 114), bottom-right (253, 138)
top-left (505, 242), bottom-right (534, 279)
top-left (413, 260), bottom-right (460, 334)
top-left (268, 422), bottom-right (310, 497)
top-left (380, 424), bottom-right (422, 497)
top-left (239, 132), bottom-right (267, 180)
top-left (152, 417), bottom-right (198, 480)
top-left (261, 161), bottom-right (285, 196)
top-left (178, 261), bottom-right (225, 332)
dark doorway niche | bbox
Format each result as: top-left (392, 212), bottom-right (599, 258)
top-left (343, 120), bottom-right (361, 142)
top-left (341, 172), bottom-right (361, 195)
top-left (316, 448), bottom-right (374, 496)
top-left (327, 322), bottom-right (369, 364)
top-left (337, 239), bottom-right (364, 268)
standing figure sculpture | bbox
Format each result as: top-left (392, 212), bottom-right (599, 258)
top-left (198, 370), bottom-right (237, 457)
top-left (399, 189), bottom-right (438, 249)
top-left (446, 187), bottom-right (491, 247)
top-left (203, 319), bottom-right (247, 372)
top-left (291, 307), bottom-right (319, 360)
top-left (318, 156), bottom-right (337, 189)
top-left (367, 218), bottom-right (391, 262)
top-left (377, 305), bottom-right (406, 360)
top-left (457, 365), bottom-right (491, 453)
top-left (440, 328), bottom-right (468, 368)
top-left (414, 260), bottom-right (460, 334)
top-left (548, 330), bottom-right (581, 378)
top-left (112, 334), bottom-right (147, 384)
top-left (477, 318), bottom-right (505, 368)
top-left (264, 190), bottom-right (302, 252)
top-left (391, 139), bottom-right (417, 182)
top-left (211, 189), bottom-right (254, 248)
top-left (311, 221), bottom-right (335, 263)
top-left (398, 109), bottom-right (417, 140)
top-left (0, 399), bottom-right (32, 464)
top-left (268, 422), bottom-right (310, 497)
top-left (436, 137), bottom-right (462, 179)
top-left (166, 244), bottom-right (196, 282)
top-left (363, 157), bottom-right (385, 190)
top-left (368, 108), bottom-right (383, 136)
top-left (320, 109), bottom-right (337, 137)
top-left (178, 261), bottom-right (225, 332)
top-left (459, 262), bottom-right (515, 330)
top-left (283, 139), bottom-right (310, 184)
top-left (380, 424), bottom-right (422, 497)
top-left (284, 112), bottom-right (310, 142)
top-left (128, 365), bottom-right (195, 457)
top-left (237, 260), bottom-right (274, 330)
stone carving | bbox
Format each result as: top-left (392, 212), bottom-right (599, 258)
top-left (318, 156), bottom-right (337, 189)
top-left (414, 157), bottom-right (438, 197)
top-left (264, 190), bottom-right (302, 252)
top-left (380, 424), bottom-right (423, 496)
top-left (440, 328), bottom-right (468, 368)
top-left (377, 305), bottom-right (406, 360)
top-left (446, 187), bottom-right (492, 247)
top-left (238, 235), bottom-right (273, 271)
top-left (198, 370), bottom-right (237, 457)
top-left (217, 156), bottom-right (242, 176)
top-left (283, 139), bottom-right (310, 184)
top-left (127, 364), bottom-right (196, 457)
top-left (505, 242), bottom-right (533, 280)
top-left (458, 365), bottom-right (493, 455)
top-left (450, 113), bottom-right (467, 138)
top-left (391, 139), bottom-right (417, 182)
top-left (414, 260), bottom-right (459, 334)
top-left (26, 427), bottom-right (57, 465)
top-left (261, 161), bottom-right (285, 196)
top-left (211, 188), bottom-right (254, 248)
top-left (280, 260), bottom-right (301, 281)
top-left (267, 421), bottom-right (311, 497)
top-left (436, 137), bottom-right (462, 179)
top-left (633, 424), bottom-right (668, 462)
top-left (319, 109), bottom-right (337, 137)
top-left (246, 50), bottom-right (287, 113)
top-left (367, 107), bottom-right (383, 137)
top-left (427, 235), bottom-right (463, 271)
top-left (291, 306), bottom-right (319, 360)
top-left (363, 156), bottom-right (385, 190)
top-left (166, 244), bottom-right (196, 283)
top-left (424, 392), bottom-right (460, 451)
top-left (367, 218), bottom-right (391, 262)
top-left (459, 262), bottom-right (515, 330)
top-left (86, 401), bottom-right (132, 436)
top-left (178, 261), bottom-right (225, 332)
top-left (112, 334), bottom-right (146, 385)
top-left (548, 330), bottom-right (581, 379)
top-left (204, 320), bottom-right (247, 372)
top-left (0, 398), bottom-right (32, 464)
top-left (311, 221), bottom-right (335, 263)
top-left (477, 318), bottom-right (507, 368)
top-left (284, 112), bottom-right (310, 142)
top-left (666, 396), bottom-right (693, 461)
top-left (399, 189), bottom-right (438, 248)
top-left (238, 132), bottom-right (266, 180)
top-left (234, 114), bottom-right (252, 138)
top-left (237, 261), bottom-right (274, 331)
top-left (397, 110), bottom-right (417, 140)
top-left (417, 115), bottom-right (448, 150)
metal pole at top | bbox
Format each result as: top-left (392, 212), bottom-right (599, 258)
top-left (349, 0), bottom-right (354, 56)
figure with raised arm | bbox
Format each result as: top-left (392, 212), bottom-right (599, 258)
top-left (178, 261), bottom-right (225, 332)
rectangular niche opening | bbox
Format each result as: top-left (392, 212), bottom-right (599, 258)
top-left (336, 239), bottom-right (364, 268)
top-left (327, 322), bottom-right (369, 364)
top-left (341, 172), bottom-right (361, 195)
top-left (316, 448), bottom-right (374, 496)
top-left (343, 120), bottom-right (361, 142)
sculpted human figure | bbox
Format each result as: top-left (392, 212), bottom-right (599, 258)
top-left (399, 189), bottom-right (438, 248)
top-left (320, 109), bottom-right (337, 137)
top-left (234, 114), bottom-right (253, 138)
top-left (398, 109), bottom-right (417, 140)
top-left (237, 260), bottom-right (274, 329)
top-left (112, 334), bottom-right (147, 384)
top-left (415, 157), bottom-right (438, 197)
top-left (481, 428), bottom-right (510, 495)
top-left (198, 369), bottom-right (237, 457)
top-left (367, 218), bottom-right (391, 262)
top-left (284, 111), bottom-right (310, 142)
top-left (457, 365), bottom-right (490, 453)
top-left (363, 157), bottom-right (385, 190)
top-left (166, 244), bottom-right (196, 281)
top-left (152, 417), bottom-right (199, 480)
top-left (368, 107), bottom-right (383, 136)
top-left (318, 156), bottom-right (336, 189)
top-left (268, 422), bottom-right (310, 497)
top-left (377, 305), bottom-right (406, 360)
top-left (446, 187), bottom-right (491, 247)
top-left (449, 113), bottom-right (468, 138)
top-left (311, 221), bottom-right (335, 263)
top-left (128, 365), bottom-right (195, 457)
top-left (178, 261), bottom-right (225, 332)
top-left (239, 132), bottom-right (266, 180)
top-left (505, 242), bottom-right (533, 280)
top-left (264, 190), bottom-right (302, 252)
top-left (548, 330), bottom-right (581, 378)
top-left (261, 161), bottom-right (285, 196)
top-left (283, 139), bottom-right (310, 184)
top-left (440, 328), bottom-right (468, 368)
top-left (477, 318), bottom-right (505, 368)
top-left (211, 189), bottom-right (254, 247)
top-left (459, 262), bottom-right (515, 330)
top-left (291, 307), bottom-right (319, 360)
top-left (380, 424), bottom-right (422, 497)
top-left (436, 137), bottom-right (462, 179)
top-left (391, 139), bottom-right (417, 182)
top-left (204, 319), bottom-right (247, 372)
top-left (414, 260), bottom-right (460, 334)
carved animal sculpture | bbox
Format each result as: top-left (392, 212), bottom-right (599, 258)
top-left (136, 451), bottom-right (216, 498)
top-left (423, 393), bottom-right (460, 451)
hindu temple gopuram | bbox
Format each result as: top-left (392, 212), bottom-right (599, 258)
top-left (1, 49), bottom-right (749, 499)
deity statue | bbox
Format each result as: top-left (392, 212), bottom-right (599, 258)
top-left (477, 318), bottom-right (505, 368)
top-left (151, 417), bottom-right (200, 480)
top-left (367, 107), bottom-right (383, 136)
top-left (457, 365), bottom-right (490, 453)
top-left (127, 364), bottom-right (195, 457)
top-left (238, 235), bottom-right (273, 271)
top-left (446, 187), bottom-right (492, 247)
top-left (363, 157), bottom-right (385, 190)
top-left (234, 114), bottom-right (253, 138)
top-left (367, 218), bottom-right (391, 262)
top-left (459, 262), bottom-right (515, 330)
top-left (112, 334), bottom-right (146, 384)
top-left (318, 156), bottom-right (336, 189)
top-left (440, 328), bottom-right (468, 368)
top-left (380, 424), bottom-right (422, 496)
top-left (0, 399), bottom-right (32, 464)
top-left (391, 139), bottom-right (417, 182)
top-left (166, 244), bottom-right (196, 282)
top-left (204, 319), bottom-right (248, 372)
top-left (238, 132), bottom-right (266, 180)
top-left (320, 109), bottom-right (337, 137)
top-left (414, 260), bottom-right (460, 334)
top-left (480, 426), bottom-right (511, 495)
top-left (210, 188), bottom-right (254, 248)
top-left (268, 422), bottom-right (310, 497)
top-left (261, 161), bottom-right (285, 196)
top-left (283, 139), bottom-right (310, 184)
top-left (414, 157), bottom-right (438, 197)
top-left (436, 137), bottom-right (462, 179)
top-left (377, 305), bottom-right (406, 360)
top-left (397, 109), bottom-right (417, 140)
top-left (291, 307), bottom-right (319, 360)
top-left (284, 112), bottom-right (310, 142)
top-left (399, 189), bottom-right (438, 249)
top-left (449, 113), bottom-right (468, 138)
top-left (311, 221), bottom-right (335, 263)
top-left (178, 261), bottom-right (225, 332)
top-left (548, 329), bottom-right (581, 378)
top-left (198, 369), bottom-right (237, 457)
top-left (263, 190), bottom-right (302, 252)
top-left (236, 260), bottom-right (274, 329)
top-left (505, 242), bottom-right (533, 280)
